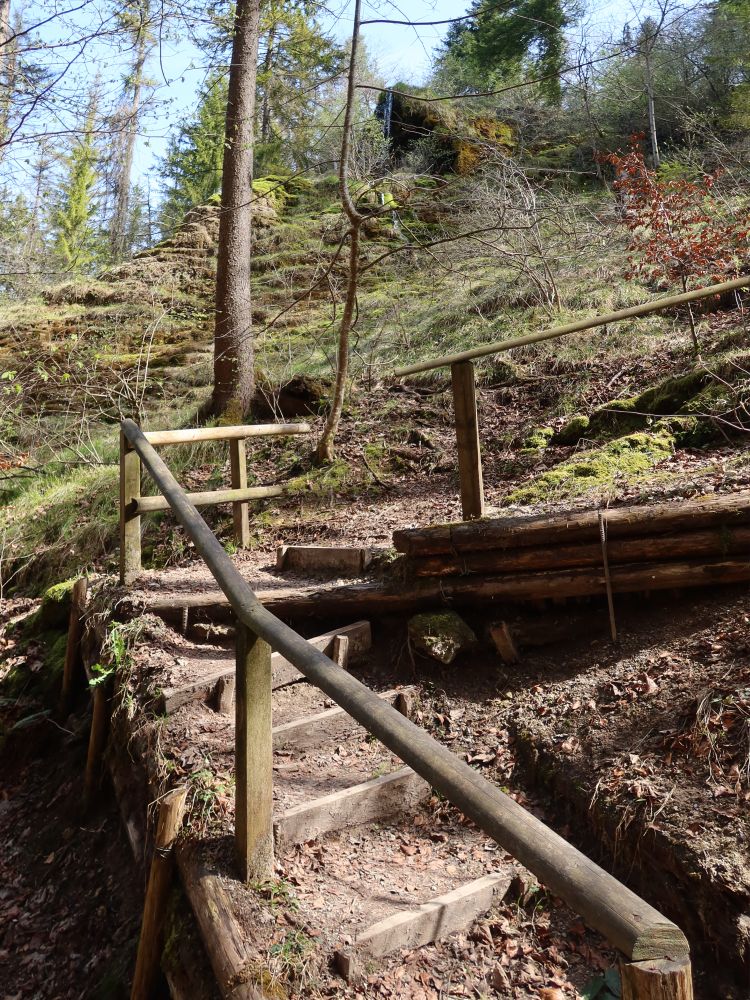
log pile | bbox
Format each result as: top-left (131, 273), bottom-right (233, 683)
top-left (392, 492), bottom-right (750, 603)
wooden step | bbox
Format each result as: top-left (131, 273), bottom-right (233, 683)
top-left (273, 766), bottom-right (430, 851)
top-left (272, 687), bottom-right (416, 752)
top-left (276, 544), bottom-right (376, 577)
top-left (335, 872), bottom-right (512, 981)
top-left (158, 620), bottom-right (371, 713)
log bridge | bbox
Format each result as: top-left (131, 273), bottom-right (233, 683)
top-left (78, 418), bottom-right (697, 999)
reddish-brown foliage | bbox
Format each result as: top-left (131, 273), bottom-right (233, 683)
top-left (601, 136), bottom-right (749, 292)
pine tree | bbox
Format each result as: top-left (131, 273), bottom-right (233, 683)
top-left (159, 72), bottom-right (228, 232)
top-left (52, 93), bottom-right (100, 273)
top-left (437, 0), bottom-right (571, 103)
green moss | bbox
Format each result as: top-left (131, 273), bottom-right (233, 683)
top-left (521, 426), bottom-right (553, 452)
top-left (638, 370), bottom-right (709, 412)
top-left (507, 430), bottom-right (675, 505)
top-left (285, 459), bottom-right (352, 497)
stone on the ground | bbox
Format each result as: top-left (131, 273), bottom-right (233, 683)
top-left (408, 611), bottom-right (477, 665)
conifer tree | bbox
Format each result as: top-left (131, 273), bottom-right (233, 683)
top-left (159, 73), bottom-right (228, 232)
top-left (52, 93), bottom-right (100, 273)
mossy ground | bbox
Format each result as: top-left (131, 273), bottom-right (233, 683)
top-left (507, 430), bottom-right (676, 505)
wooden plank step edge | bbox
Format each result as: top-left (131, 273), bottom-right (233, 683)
top-left (274, 766), bottom-right (430, 851)
top-left (272, 687), bottom-right (416, 752)
top-left (335, 872), bottom-right (513, 981)
top-left (276, 544), bottom-right (376, 576)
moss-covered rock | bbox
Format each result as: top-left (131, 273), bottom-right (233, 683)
top-left (34, 578), bottom-right (78, 630)
top-left (507, 429), bottom-right (675, 505)
top-left (551, 414), bottom-right (590, 446)
top-left (408, 611), bottom-right (477, 665)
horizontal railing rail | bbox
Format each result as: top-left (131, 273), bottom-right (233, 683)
top-left (120, 416), bottom-right (692, 996)
top-left (119, 421), bottom-right (311, 584)
top-left (394, 272), bottom-right (750, 377)
top-left (392, 273), bottom-right (750, 521)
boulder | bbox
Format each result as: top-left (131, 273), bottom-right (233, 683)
top-left (408, 611), bottom-right (477, 665)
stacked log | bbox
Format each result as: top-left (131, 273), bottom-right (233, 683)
top-left (392, 492), bottom-right (750, 602)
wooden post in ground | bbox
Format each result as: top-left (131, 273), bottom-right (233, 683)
top-left (84, 684), bottom-right (110, 808)
top-left (451, 360), bottom-right (484, 520)
top-left (235, 623), bottom-right (273, 882)
top-left (58, 578), bottom-right (88, 717)
top-left (120, 430), bottom-right (142, 585)
top-left (130, 786), bottom-right (188, 1000)
top-left (621, 956), bottom-right (693, 1000)
top-left (229, 438), bottom-right (250, 549)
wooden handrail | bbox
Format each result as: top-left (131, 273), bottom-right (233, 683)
top-left (394, 272), bottom-right (750, 377)
top-left (144, 423), bottom-right (311, 446)
top-left (120, 416), bottom-right (692, 990)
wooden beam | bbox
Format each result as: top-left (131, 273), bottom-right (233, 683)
top-left (136, 483), bottom-right (283, 514)
top-left (131, 787), bottom-right (188, 1000)
top-left (144, 423), bottom-right (311, 446)
top-left (119, 430), bottom-right (141, 585)
top-left (451, 360), bottom-right (484, 520)
top-left (235, 624), bottom-right (274, 882)
top-left (393, 491), bottom-right (750, 556)
top-left (393, 272), bottom-right (750, 377)
top-left (84, 684), bottom-right (110, 809)
top-left (276, 544), bottom-right (373, 576)
top-left (274, 766), bottom-right (430, 851)
top-left (336, 873), bottom-right (511, 980)
top-left (408, 524), bottom-right (750, 576)
top-left (141, 557), bottom-right (750, 622)
top-left (620, 956), bottom-right (693, 1000)
top-left (229, 439), bottom-right (250, 548)
top-left (58, 577), bottom-right (88, 717)
top-left (176, 843), bottom-right (268, 1000)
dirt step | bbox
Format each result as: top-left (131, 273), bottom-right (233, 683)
top-left (274, 765), bottom-right (431, 851)
top-left (158, 620), bottom-right (371, 713)
top-left (335, 872), bottom-right (513, 981)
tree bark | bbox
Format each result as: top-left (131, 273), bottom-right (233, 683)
top-left (393, 490), bottom-right (750, 556)
top-left (111, 5), bottom-right (150, 260)
top-left (212, 0), bottom-right (262, 417)
top-left (315, 0), bottom-right (363, 463)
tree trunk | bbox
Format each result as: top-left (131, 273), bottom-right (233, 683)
top-left (315, 0), bottom-right (363, 463)
top-left (0, 0), bottom-right (15, 160)
top-left (212, 0), bottom-right (262, 417)
top-left (111, 12), bottom-right (149, 260)
top-left (259, 22), bottom-right (276, 144)
top-left (643, 44), bottom-right (660, 169)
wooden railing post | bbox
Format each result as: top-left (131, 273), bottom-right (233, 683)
top-left (229, 438), bottom-right (250, 548)
top-left (130, 786), bottom-right (188, 1000)
top-left (120, 429), bottom-right (141, 584)
top-left (621, 956), bottom-right (693, 999)
top-left (58, 577), bottom-right (88, 717)
top-left (235, 623), bottom-right (274, 882)
top-left (451, 360), bottom-right (485, 520)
